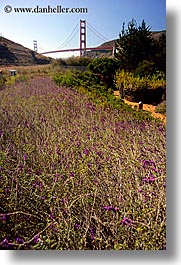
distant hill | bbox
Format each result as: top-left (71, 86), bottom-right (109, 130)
top-left (84, 30), bottom-right (166, 58)
top-left (0, 37), bottom-right (53, 66)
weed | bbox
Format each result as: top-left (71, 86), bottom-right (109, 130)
top-left (0, 77), bottom-right (166, 250)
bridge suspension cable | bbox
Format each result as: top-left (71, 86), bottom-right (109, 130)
top-left (56, 21), bottom-right (79, 50)
top-left (87, 21), bottom-right (109, 42)
top-left (40, 20), bottom-right (114, 56)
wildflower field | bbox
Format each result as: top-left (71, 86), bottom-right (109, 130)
top-left (0, 76), bottom-right (166, 250)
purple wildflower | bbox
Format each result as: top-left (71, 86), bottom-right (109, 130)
top-left (36, 170), bottom-right (42, 176)
top-left (87, 163), bottom-right (92, 168)
top-left (12, 178), bottom-right (17, 184)
top-left (56, 149), bottom-right (61, 156)
top-left (39, 182), bottom-right (43, 191)
top-left (121, 217), bottom-right (132, 225)
top-left (103, 206), bottom-right (119, 212)
top-left (77, 141), bottom-right (81, 147)
top-left (18, 163), bottom-right (23, 171)
top-left (151, 167), bottom-right (158, 173)
top-left (25, 120), bottom-right (30, 128)
top-left (16, 237), bottom-right (24, 244)
top-left (151, 191), bottom-right (157, 196)
top-left (48, 223), bottom-right (54, 229)
top-left (75, 224), bottom-right (81, 230)
top-left (53, 176), bottom-right (58, 183)
top-left (142, 176), bottom-right (155, 184)
top-left (0, 214), bottom-right (7, 221)
top-left (143, 160), bottom-right (155, 167)
top-left (28, 168), bottom-right (32, 173)
top-left (0, 238), bottom-right (9, 248)
top-left (5, 188), bottom-right (9, 195)
top-left (84, 148), bottom-right (89, 156)
top-left (0, 130), bottom-right (3, 138)
top-left (90, 227), bottom-right (95, 240)
top-left (49, 211), bottom-right (55, 220)
top-left (33, 234), bottom-right (40, 243)
top-left (69, 172), bottom-right (74, 177)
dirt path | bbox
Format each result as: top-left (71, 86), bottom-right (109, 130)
top-left (114, 91), bottom-right (166, 124)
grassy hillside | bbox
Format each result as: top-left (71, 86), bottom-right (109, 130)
top-left (0, 37), bottom-right (53, 66)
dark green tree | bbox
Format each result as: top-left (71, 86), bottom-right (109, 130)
top-left (115, 19), bottom-right (155, 72)
top-left (152, 33), bottom-right (166, 73)
top-left (88, 57), bottom-right (118, 89)
top-left (135, 60), bottom-right (155, 77)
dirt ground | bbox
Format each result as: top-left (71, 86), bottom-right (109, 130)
top-left (114, 91), bottom-right (166, 124)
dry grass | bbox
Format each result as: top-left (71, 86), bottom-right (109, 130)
top-left (0, 78), bottom-right (166, 250)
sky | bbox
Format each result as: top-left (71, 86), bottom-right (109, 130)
top-left (0, 0), bottom-right (166, 58)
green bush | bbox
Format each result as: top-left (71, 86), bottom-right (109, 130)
top-left (0, 78), bottom-right (5, 90)
top-left (114, 70), bottom-right (166, 104)
top-left (155, 101), bottom-right (166, 114)
top-left (53, 70), bottom-right (154, 121)
top-left (54, 71), bottom-right (79, 87)
top-left (52, 58), bottom-right (67, 68)
top-left (88, 57), bottom-right (119, 89)
top-left (65, 56), bottom-right (92, 66)
top-left (135, 60), bottom-right (155, 77)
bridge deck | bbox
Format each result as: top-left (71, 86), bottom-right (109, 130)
top-left (41, 46), bottom-right (113, 55)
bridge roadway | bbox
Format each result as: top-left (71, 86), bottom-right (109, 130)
top-left (41, 46), bottom-right (114, 55)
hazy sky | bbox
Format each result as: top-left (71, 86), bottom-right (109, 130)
top-left (0, 0), bottom-right (166, 58)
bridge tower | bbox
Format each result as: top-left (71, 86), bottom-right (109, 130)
top-left (80, 20), bottom-right (86, 56)
top-left (33, 40), bottom-right (38, 52)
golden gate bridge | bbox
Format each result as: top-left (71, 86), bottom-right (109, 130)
top-left (35, 20), bottom-right (115, 57)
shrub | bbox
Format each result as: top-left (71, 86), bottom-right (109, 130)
top-left (88, 57), bottom-right (119, 89)
top-left (114, 70), bottom-right (166, 104)
top-left (52, 58), bottom-right (67, 68)
top-left (155, 101), bottom-right (166, 114)
top-left (0, 78), bottom-right (5, 90)
top-left (135, 60), bottom-right (156, 77)
top-left (53, 70), bottom-right (79, 87)
top-left (65, 56), bottom-right (92, 66)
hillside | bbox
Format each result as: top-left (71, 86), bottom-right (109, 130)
top-left (0, 37), bottom-right (53, 66)
top-left (84, 30), bottom-right (166, 58)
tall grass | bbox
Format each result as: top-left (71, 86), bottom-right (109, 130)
top-left (0, 77), bottom-right (166, 250)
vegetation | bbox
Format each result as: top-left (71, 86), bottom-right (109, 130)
top-left (0, 77), bottom-right (166, 250)
top-left (115, 19), bottom-right (166, 75)
top-left (52, 56), bottom-right (92, 68)
top-left (155, 101), bottom-right (166, 115)
top-left (0, 78), bottom-right (5, 90)
top-left (88, 57), bottom-right (119, 89)
top-left (53, 69), bottom-right (155, 121)
top-left (114, 70), bottom-right (166, 103)
top-left (0, 18), bottom-right (166, 250)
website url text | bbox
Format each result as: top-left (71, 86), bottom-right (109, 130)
top-left (4, 5), bottom-right (88, 14)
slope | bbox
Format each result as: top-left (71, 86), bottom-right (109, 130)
top-left (0, 37), bottom-right (53, 66)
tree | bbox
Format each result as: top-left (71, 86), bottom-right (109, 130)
top-left (135, 60), bottom-right (155, 77)
top-left (152, 33), bottom-right (166, 74)
top-left (88, 57), bottom-right (118, 89)
top-left (115, 19), bottom-right (155, 72)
